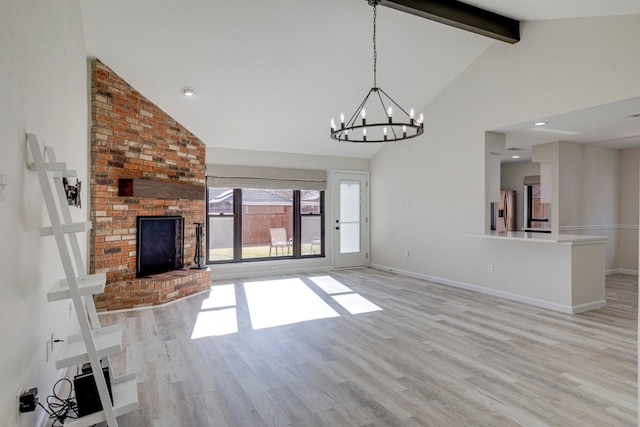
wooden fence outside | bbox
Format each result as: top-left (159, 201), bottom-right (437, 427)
top-left (243, 212), bottom-right (293, 245)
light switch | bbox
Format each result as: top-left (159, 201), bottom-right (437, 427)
top-left (0, 174), bottom-right (7, 202)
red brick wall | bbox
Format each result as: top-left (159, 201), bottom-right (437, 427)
top-left (89, 59), bottom-right (209, 310)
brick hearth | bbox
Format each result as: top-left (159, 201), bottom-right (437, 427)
top-left (89, 59), bottom-right (210, 311)
top-left (94, 269), bottom-right (211, 311)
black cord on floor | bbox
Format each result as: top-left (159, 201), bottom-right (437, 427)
top-left (38, 378), bottom-right (78, 426)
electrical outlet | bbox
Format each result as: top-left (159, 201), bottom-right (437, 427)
top-left (487, 264), bottom-right (493, 273)
top-left (18, 388), bottom-right (38, 417)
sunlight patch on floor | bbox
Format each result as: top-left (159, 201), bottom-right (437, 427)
top-left (201, 284), bottom-right (236, 310)
top-left (244, 278), bottom-right (340, 329)
top-left (332, 293), bottom-right (382, 315)
top-left (191, 308), bottom-right (238, 339)
top-left (190, 276), bottom-right (383, 339)
top-left (310, 275), bottom-right (353, 294)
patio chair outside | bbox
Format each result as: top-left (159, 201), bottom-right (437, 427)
top-left (269, 228), bottom-right (291, 256)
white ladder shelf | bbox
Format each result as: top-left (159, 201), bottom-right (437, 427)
top-left (27, 133), bottom-right (138, 427)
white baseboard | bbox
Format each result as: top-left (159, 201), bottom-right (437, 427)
top-left (370, 263), bottom-right (600, 314)
top-left (571, 300), bottom-right (607, 314)
top-left (606, 268), bottom-right (639, 276)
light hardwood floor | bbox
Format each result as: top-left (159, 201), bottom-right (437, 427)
top-left (99, 269), bottom-right (637, 426)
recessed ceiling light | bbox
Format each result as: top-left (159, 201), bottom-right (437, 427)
top-left (182, 87), bottom-right (195, 97)
top-left (511, 155), bottom-right (520, 159)
top-left (533, 121), bottom-right (547, 126)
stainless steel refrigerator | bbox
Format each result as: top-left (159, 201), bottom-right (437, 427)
top-left (491, 190), bottom-right (515, 232)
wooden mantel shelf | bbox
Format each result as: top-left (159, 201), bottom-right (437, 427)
top-left (118, 178), bottom-right (203, 200)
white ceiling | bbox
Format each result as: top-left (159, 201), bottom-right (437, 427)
top-left (80, 0), bottom-right (640, 159)
top-left (497, 96), bottom-right (640, 163)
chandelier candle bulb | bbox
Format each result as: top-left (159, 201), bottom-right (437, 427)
top-left (383, 127), bottom-right (388, 141)
top-left (410, 108), bottom-right (414, 119)
top-left (403, 125), bottom-right (407, 138)
top-left (419, 113), bottom-right (424, 124)
top-left (340, 113), bottom-right (345, 129)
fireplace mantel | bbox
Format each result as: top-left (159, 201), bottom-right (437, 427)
top-left (118, 178), bottom-right (203, 200)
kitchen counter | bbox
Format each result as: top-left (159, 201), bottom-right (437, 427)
top-left (474, 231), bottom-right (608, 245)
top-left (467, 230), bottom-right (607, 314)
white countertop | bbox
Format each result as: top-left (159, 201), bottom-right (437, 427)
top-left (472, 231), bottom-right (608, 245)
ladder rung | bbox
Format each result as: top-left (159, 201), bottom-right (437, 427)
top-left (40, 221), bottom-right (92, 236)
top-left (27, 161), bottom-right (77, 177)
top-left (55, 326), bottom-right (122, 370)
top-left (49, 170), bottom-right (77, 178)
top-left (47, 273), bottom-right (107, 302)
top-left (46, 162), bottom-right (77, 177)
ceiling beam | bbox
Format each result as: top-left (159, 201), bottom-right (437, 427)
top-left (380, 0), bottom-right (520, 44)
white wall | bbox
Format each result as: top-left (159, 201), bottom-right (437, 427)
top-left (500, 161), bottom-right (540, 231)
top-left (559, 142), bottom-right (619, 229)
top-left (370, 15), bottom-right (640, 300)
top-left (0, 1), bottom-right (87, 426)
top-left (557, 142), bottom-right (620, 272)
top-left (206, 147), bottom-right (369, 278)
top-left (619, 148), bottom-right (640, 272)
top-left (530, 142), bottom-right (639, 274)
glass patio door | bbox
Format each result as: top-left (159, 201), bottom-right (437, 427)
top-left (333, 172), bottom-right (368, 268)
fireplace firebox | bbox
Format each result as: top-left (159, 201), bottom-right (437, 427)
top-left (136, 216), bottom-right (184, 277)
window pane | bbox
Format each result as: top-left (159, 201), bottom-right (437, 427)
top-left (340, 223), bottom-right (360, 254)
top-left (209, 188), bottom-right (233, 214)
top-left (340, 181), bottom-right (360, 222)
top-left (340, 180), bottom-right (360, 254)
top-left (208, 216), bottom-right (234, 261)
top-left (301, 190), bottom-right (321, 214)
top-left (530, 184), bottom-right (551, 229)
top-left (301, 216), bottom-right (322, 256)
top-left (531, 184), bottom-right (551, 219)
top-left (242, 189), bottom-right (293, 259)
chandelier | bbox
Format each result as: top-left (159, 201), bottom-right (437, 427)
top-left (330, 0), bottom-right (424, 143)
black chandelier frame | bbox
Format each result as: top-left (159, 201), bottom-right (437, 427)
top-left (330, 0), bottom-right (424, 143)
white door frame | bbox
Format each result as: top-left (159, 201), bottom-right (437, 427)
top-left (332, 170), bottom-right (369, 269)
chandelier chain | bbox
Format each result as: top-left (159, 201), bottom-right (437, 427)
top-left (373, 3), bottom-right (377, 88)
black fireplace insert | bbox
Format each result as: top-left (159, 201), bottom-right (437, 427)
top-left (136, 215), bottom-right (184, 277)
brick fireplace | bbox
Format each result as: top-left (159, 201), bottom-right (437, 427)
top-left (89, 59), bottom-right (211, 311)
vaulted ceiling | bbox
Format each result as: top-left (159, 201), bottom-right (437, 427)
top-left (81, 0), bottom-right (640, 159)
